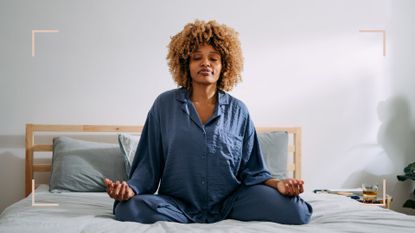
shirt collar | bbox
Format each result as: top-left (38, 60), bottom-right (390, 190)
top-left (175, 88), bottom-right (229, 105)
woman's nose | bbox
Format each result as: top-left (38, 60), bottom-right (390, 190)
top-left (201, 57), bottom-right (210, 67)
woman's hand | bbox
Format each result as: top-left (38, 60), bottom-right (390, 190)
top-left (104, 178), bottom-right (135, 201)
top-left (264, 178), bottom-right (304, 196)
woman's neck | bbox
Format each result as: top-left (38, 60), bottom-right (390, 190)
top-left (190, 83), bottom-right (217, 104)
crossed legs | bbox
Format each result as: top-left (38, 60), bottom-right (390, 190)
top-left (115, 184), bottom-right (312, 224)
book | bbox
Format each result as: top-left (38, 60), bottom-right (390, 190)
top-left (313, 188), bottom-right (363, 196)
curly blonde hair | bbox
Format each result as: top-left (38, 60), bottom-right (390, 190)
top-left (167, 20), bottom-right (243, 92)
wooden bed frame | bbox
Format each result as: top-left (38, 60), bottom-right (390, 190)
top-left (25, 124), bottom-right (302, 197)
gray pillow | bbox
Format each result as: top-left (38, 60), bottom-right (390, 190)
top-left (258, 131), bottom-right (288, 179)
top-left (49, 136), bottom-right (129, 192)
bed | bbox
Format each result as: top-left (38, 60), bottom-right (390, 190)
top-left (1, 124), bottom-right (415, 233)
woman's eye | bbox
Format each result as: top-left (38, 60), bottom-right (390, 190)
top-left (211, 56), bottom-right (221, 62)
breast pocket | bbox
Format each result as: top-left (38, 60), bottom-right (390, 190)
top-left (214, 130), bottom-right (243, 174)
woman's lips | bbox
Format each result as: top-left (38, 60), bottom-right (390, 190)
top-left (200, 71), bottom-right (211, 76)
top-left (199, 69), bottom-right (212, 76)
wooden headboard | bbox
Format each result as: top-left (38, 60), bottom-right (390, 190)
top-left (25, 124), bottom-right (302, 196)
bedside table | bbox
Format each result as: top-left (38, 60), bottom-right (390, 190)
top-left (314, 179), bottom-right (392, 209)
top-left (357, 194), bottom-right (393, 209)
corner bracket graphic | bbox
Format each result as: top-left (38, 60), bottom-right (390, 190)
top-left (31, 29), bottom-right (59, 57)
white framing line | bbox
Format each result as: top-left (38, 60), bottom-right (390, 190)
top-left (31, 29), bottom-right (59, 57)
top-left (359, 29), bottom-right (386, 56)
top-left (383, 178), bottom-right (386, 206)
top-left (31, 179), bottom-right (59, 207)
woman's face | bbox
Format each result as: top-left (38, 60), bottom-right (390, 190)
top-left (189, 44), bottom-right (222, 87)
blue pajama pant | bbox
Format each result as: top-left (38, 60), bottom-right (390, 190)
top-left (115, 184), bottom-right (313, 225)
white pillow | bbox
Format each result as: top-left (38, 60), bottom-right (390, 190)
top-left (257, 131), bottom-right (289, 179)
top-left (117, 132), bottom-right (288, 179)
top-left (118, 133), bottom-right (140, 174)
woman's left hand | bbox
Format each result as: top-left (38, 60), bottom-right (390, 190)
top-left (264, 178), bottom-right (304, 196)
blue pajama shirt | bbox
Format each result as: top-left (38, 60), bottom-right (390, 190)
top-left (114, 88), bottom-right (312, 223)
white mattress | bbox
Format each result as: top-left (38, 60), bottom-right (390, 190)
top-left (1, 185), bottom-right (415, 233)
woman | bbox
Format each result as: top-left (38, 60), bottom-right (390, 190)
top-left (104, 20), bottom-right (312, 224)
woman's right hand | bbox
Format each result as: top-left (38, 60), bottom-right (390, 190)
top-left (264, 178), bottom-right (304, 196)
top-left (104, 178), bottom-right (135, 201)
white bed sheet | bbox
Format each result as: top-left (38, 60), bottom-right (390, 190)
top-left (1, 185), bottom-right (415, 233)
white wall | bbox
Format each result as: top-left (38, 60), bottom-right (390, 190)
top-left (381, 0), bottom-right (415, 215)
top-left (0, 0), bottom-right (414, 214)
